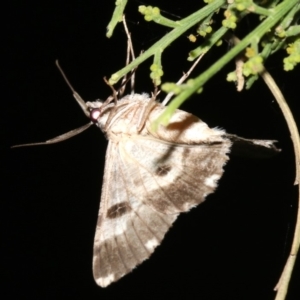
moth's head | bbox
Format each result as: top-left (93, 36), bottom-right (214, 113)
top-left (85, 99), bottom-right (117, 131)
top-left (85, 100), bottom-right (106, 125)
top-left (85, 93), bottom-right (150, 133)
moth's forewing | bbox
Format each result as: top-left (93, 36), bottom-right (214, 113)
top-left (92, 94), bottom-right (231, 287)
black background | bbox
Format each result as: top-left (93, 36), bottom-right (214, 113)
top-left (3, 1), bottom-right (300, 299)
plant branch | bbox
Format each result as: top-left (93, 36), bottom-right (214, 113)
top-left (106, 0), bottom-right (128, 38)
top-left (154, 0), bottom-right (298, 128)
top-left (259, 69), bottom-right (300, 300)
top-left (108, 0), bottom-right (227, 85)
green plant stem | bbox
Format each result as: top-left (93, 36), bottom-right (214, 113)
top-left (155, 0), bottom-right (299, 127)
top-left (250, 4), bottom-right (272, 16)
top-left (188, 26), bottom-right (229, 61)
top-left (108, 0), bottom-right (226, 85)
top-left (106, 0), bottom-right (128, 38)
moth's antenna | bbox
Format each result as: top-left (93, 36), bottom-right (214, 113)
top-left (11, 122), bottom-right (93, 148)
top-left (11, 61), bottom-right (93, 148)
top-left (55, 60), bottom-right (76, 93)
top-left (55, 60), bottom-right (90, 118)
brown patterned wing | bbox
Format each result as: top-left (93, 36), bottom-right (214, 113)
top-left (118, 136), bottom-right (231, 214)
top-left (93, 134), bottom-right (230, 287)
top-left (93, 142), bottom-right (178, 287)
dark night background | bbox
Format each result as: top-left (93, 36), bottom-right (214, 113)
top-left (2, 1), bottom-right (300, 299)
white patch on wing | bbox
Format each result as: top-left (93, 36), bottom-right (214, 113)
top-left (114, 220), bottom-right (128, 236)
top-left (99, 218), bottom-right (128, 240)
top-left (204, 174), bottom-right (220, 188)
top-left (182, 202), bottom-right (196, 211)
top-left (145, 238), bottom-right (159, 251)
top-left (96, 274), bottom-right (115, 287)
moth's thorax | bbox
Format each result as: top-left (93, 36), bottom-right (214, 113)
top-left (87, 93), bottom-right (226, 144)
top-left (87, 94), bottom-right (152, 138)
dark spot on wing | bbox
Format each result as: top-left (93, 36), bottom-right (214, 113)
top-left (155, 165), bottom-right (171, 176)
top-left (183, 147), bottom-right (190, 156)
top-left (106, 202), bottom-right (132, 219)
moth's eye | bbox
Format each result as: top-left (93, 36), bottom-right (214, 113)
top-left (90, 108), bottom-right (101, 123)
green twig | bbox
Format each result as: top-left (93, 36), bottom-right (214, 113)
top-left (106, 0), bottom-right (128, 38)
top-left (139, 6), bottom-right (179, 28)
top-left (154, 0), bottom-right (299, 128)
top-left (108, 0), bottom-right (227, 85)
top-left (188, 26), bottom-right (229, 61)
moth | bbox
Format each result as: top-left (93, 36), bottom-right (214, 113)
top-left (13, 81), bottom-right (279, 287)
top-left (86, 92), bottom-right (232, 287)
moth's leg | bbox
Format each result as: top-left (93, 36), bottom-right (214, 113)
top-left (110, 15), bottom-right (137, 99)
top-left (137, 88), bottom-right (159, 132)
top-left (161, 53), bottom-right (205, 106)
top-left (119, 15), bottom-right (136, 96)
top-left (103, 78), bottom-right (121, 131)
top-left (12, 122), bottom-right (93, 148)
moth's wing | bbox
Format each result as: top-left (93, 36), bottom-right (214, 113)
top-left (93, 135), bottom-right (230, 287)
top-left (119, 136), bottom-right (231, 215)
top-left (93, 142), bottom-right (178, 287)
top-left (225, 134), bottom-right (280, 158)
